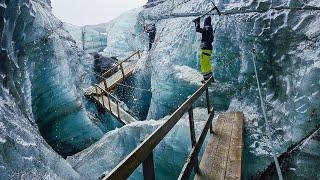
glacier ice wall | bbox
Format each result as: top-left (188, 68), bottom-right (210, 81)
top-left (284, 130), bottom-right (320, 179)
top-left (0, 0), bottom-right (83, 178)
top-left (67, 108), bottom-right (210, 180)
top-left (23, 1), bottom-right (103, 157)
top-left (63, 23), bottom-right (107, 53)
top-left (101, 0), bottom-right (320, 178)
top-left (102, 7), bottom-right (145, 58)
top-left (142, 0), bottom-right (320, 178)
top-left (1, 0), bottom-right (319, 179)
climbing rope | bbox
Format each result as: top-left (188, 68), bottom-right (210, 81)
top-left (83, 66), bottom-right (161, 93)
top-left (252, 48), bottom-right (284, 180)
top-left (116, 82), bottom-right (157, 93)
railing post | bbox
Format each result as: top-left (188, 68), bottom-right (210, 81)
top-left (143, 151), bottom-right (155, 180)
top-left (188, 107), bottom-right (199, 172)
top-left (205, 88), bottom-right (214, 134)
top-left (120, 63), bottom-right (125, 79)
top-left (107, 93), bottom-right (111, 110)
top-left (101, 88), bottom-right (105, 107)
top-left (205, 88), bottom-right (211, 114)
top-left (95, 85), bottom-right (98, 96)
top-left (116, 101), bottom-right (120, 119)
top-left (104, 80), bottom-right (108, 91)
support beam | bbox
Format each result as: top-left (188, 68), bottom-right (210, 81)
top-left (142, 152), bottom-right (155, 180)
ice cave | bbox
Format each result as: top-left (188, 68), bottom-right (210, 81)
top-left (0, 0), bottom-right (319, 179)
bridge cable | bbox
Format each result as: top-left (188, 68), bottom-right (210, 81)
top-left (252, 48), bottom-right (284, 180)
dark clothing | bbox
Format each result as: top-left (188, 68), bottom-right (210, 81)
top-left (148, 33), bottom-right (155, 50)
top-left (194, 16), bottom-right (214, 82)
top-left (203, 72), bottom-right (213, 81)
top-left (92, 53), bottom-right (118, 77)
top-left (195, 17), bottom-right (214, 50)
top-left (145, 24), bottom-right (156, 50)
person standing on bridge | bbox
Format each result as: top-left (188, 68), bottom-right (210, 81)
top-left (194, 16), bottom-right (214, 83)
top-left (144, 22), bottom-right (156, 51)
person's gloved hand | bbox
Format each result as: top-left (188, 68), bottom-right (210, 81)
top-left (193, 17), bottom-right (200, 23)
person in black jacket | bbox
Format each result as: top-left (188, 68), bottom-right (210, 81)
top-left (144, 23), bottom-right (156, 51)
top-left (194, 16), bottom-right (214, 83)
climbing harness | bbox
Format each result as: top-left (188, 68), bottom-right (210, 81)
top-left (252, 48), bottom-right (284, 180)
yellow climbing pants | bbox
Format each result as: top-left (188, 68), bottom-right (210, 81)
top-left (199, 49), bottom-right (213, 74)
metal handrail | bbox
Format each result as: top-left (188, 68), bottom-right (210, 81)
top-left (102, 50), bottom-right (141, 77)
top-left (95, 84), bottom-right (121, 119)
top-left (102, 77), bottom-right (214, 180)
top-left (95, 84), bottom-right (120, 102)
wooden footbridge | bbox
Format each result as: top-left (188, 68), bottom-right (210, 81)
top-left (85, 51), bottom-right (141, 124)
top-left (84, 51), bottom-right (244, 179)
top-left (97, 77), bottom-right (244, 180)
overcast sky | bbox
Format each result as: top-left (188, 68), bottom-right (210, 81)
top-left (51, 0), bottom-right (147, 26)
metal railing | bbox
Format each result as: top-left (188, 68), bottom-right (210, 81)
top-left (102, 50), bottom-right (141, 78)
top-left (102, 76), bottom-right (214, 180)
top-left (95, 84), bottom-right (121, 120)
top-left (95, 50), bottom-right (141, 92)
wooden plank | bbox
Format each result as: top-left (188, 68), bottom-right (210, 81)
top-left (178, 108), bottom-right (215, 179)
top-left (195, 112), bottom-right (244, 180)
top-left (194, 114), bottom-right (227, 180)
top-left (85, 61), bottom-right (137, 96)
top-left (103, 61), bottom-right (136, 91)
top-left (210, 114), bottom-right (233, 179)
top-left (225, 112), bottom-right (243, 179)
top-left (92, 95), bottom-right (137, 125)
top-left (103, 77), bottom-right (214, 180)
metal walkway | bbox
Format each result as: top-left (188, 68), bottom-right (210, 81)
top-left (85, 51), bottom-right (141, 125)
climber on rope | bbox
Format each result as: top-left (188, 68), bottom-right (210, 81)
top-left (193, 16), bottom-right (214, 83)
top-left (144, 22), bottom-right (156, 51)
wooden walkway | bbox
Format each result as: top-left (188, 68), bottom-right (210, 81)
top-left (90, 89), bottom-right (137, 124)
top-left (99, 77), bottom-right (244, 180)
top-left (85, 51), bottom-right (141, 125)
top-left (85, 51), bottom-right (140, 96)
top-left (85, 61), bottom-right (137, 96)
top-left (195, 112), bottom-right (244, 180)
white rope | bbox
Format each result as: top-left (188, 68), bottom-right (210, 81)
top-left (252, 48), bottom-right (284, 180)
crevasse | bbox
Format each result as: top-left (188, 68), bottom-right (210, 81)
top-left (0, 0), bottom-right (320, 179)
top-left (73, 0), bottom-right (319, 179)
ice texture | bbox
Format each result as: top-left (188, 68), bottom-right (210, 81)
top-left (101, 0), bottom-right (320, 178)
top-left (0, 0), bottom-right (82, 178)
top-left (67, 108), bottom-right (210, 180)
top-left (25, 1), bottom-right (103, 157)
top-left (1, 0), bottom-right (320, 179)
top-left (102, 7), bottom-right (146, 58)
top-left (63, 23), bottom-right (107, 53)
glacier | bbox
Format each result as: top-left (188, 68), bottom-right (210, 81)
top-left (95, 0), bottom-right (320, 178)
top-left (67, 108), bottom-right (211, 180)
top-left (63, 23), bottom-right (107, 53)
top-left (0, 0), bottom-right (320, 179)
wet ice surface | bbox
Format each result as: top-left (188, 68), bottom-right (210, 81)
top-left (1, 0), bottom-right (320, 179)
top-left (0, 0), bottom-right (100, 178)
top-left (0, 91), bottom-right (80, 179)
top-left (67, 108), bottom-right (211, 180)
top-left (102, 0), bottom-right (320, 178)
